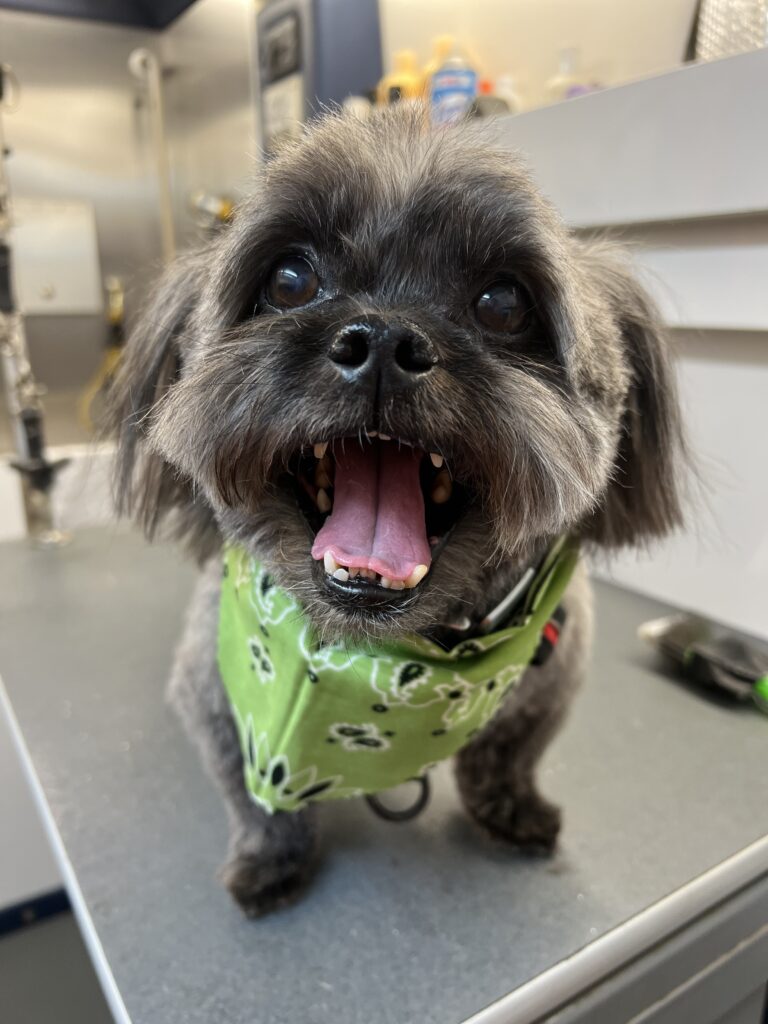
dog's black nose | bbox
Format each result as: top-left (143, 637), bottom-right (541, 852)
top-left (328, 319), bottom-right (437, 391)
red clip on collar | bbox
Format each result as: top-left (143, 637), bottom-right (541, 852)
top-left (532, 605), bottom-right (567, 666)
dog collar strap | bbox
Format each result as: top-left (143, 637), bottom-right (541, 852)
top-left (217, 537), bottom-right (579, 814)
top-left (434, 543), bottom-right (555, 641)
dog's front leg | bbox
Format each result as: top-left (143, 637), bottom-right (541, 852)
top-left (455, 564), bottom-right (592, 852)
top-left (216, 762), bottom-right (317, 918)
top-left (169, 561), bottom-right (317, 916)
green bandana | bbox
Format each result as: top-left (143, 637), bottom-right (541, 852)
top-left (218, 538), bottom-right (579, 814)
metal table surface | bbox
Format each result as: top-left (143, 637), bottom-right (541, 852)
top-left (1, 528), bottom-right (766, 1024)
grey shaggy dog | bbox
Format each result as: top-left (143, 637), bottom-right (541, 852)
top-left (107, 105), bottom-right (684, 917)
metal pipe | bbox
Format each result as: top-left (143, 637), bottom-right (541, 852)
top-left (128, 48), bottom-right (176, 265)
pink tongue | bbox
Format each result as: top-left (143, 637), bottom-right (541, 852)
top-left (311, 443), bottom-right (431, 582)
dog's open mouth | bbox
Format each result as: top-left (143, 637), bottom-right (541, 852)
top-left (286, 433), bottom-right (467, 604)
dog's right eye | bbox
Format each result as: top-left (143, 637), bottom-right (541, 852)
top-left (266, 256), bottom-right (320, 310)
top-left (474, 279), bottom-right (532, 335)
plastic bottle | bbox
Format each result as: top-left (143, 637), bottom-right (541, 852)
top-left (545, 48), bottom-right (592, 103)
top-left (468, 80), bottom-right (510, 118)
top-left (429, 43), bottom-right (478, 126)
top-left (421, 35), bottom-right (455, 96)
top-left (494, 74), bottom-right (522, 114)
top-left (376, 50), bottom-right (422, 105)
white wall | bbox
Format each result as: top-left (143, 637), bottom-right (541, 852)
top-left (160, 0), bottom-right (259, 250)
top-left (596, 331), bottom-right (768, 640)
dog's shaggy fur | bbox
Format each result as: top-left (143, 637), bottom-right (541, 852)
top-left (107, 106), bottom-right (684, 916)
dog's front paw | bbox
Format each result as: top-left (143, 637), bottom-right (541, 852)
top-left (219, 853), bottom-right (314, 918)
top-left (467, 790), bottom-right (562, 853)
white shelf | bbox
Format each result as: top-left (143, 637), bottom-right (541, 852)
top-left (492, 49), bottom-right (768, 230)
top-left (634, 244), bottom-right (768, 331)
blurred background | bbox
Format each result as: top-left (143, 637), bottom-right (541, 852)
top-left (1, 0), bottom-right (767, 1018)
top-left (0, 0), bottom-right (700, 460)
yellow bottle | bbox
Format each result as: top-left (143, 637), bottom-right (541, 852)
top-left (377, 50), bottom-right (422, 105)
top-left (421, 35), bottom-right (454, 97)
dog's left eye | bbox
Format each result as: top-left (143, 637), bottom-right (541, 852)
top-left (266, 256), bottom-right (320, 310)
top-left (474, 280), bottom-right (532, 334)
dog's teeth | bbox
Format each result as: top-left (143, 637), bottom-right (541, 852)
top-left (332, 568), bottom-right (349, 582)
top-left (315, 461), bottom-right (332, 490)
top-left (358, 568), bottom-right (375, 580)
top-left (380, 576), bottom-right (392, 589)
top-left (403, 564), bottom-right (429, 589)
top-left (317, 488), bottom-right (332, 513)
top-left (323, 551), bottom-right (339, 574)
top-left (431, 469), bottom-right (452, 504)
top-left (313, 442), bottom-right (328, 459)
top-left (378, 433), bottom-right (391, 441)
top-left (429, 452), bottom-right (444, 469)
top-left (367, 430), bottom-right (378, 438)
top-left (389, 579), bottom-right (405, 590)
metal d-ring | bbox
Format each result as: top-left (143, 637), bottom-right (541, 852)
top-left (365, 776), bottom-right (431, 822)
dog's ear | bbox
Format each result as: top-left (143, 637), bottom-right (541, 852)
top-left (581, 245), bottom-right (686, 547)
top-left (105, 250), bottom-right (219, 559)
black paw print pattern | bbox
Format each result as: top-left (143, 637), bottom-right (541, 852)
top-left (249, 637), bottom-right (274, 679)
top-left (327, 722), bottom-right (391, 751)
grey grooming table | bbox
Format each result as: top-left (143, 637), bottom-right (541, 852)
top-left (1, 528), bottom-right (767, 1024)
